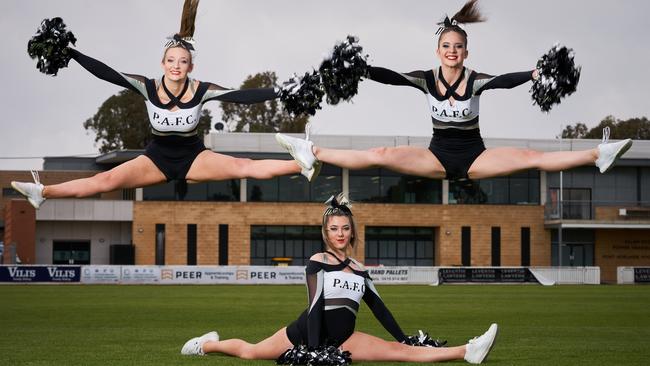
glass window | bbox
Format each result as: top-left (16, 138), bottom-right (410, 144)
top-left (207, 181), bottom-right (240, 201)
top-left (248, 178), bottom-right (279, 202)
top-left (349, 169), bottom-right (381, 202)
top-left (143, 180), bottom-right (239, 201)
top-left (52, 241), bottom-right (91, 265)
top-left (449, 179), bottom-right (488, 204)
top-left (2, 188), bottom-right (22, 198)
top-left (350, 169), bottom-right (442, 204)
top-left (509, 177), bottom-right (530, 204)
top-left (382, 176), bottom-right (403, 202)
top-left (248, 164), bottom-right (342, 202)
top-left (450, 171), bottom-right (540, 205)
top-left (365, 227), bottom-right (435, 266)
top-left (142, 183), bottom-right (173, 201)
top-left (250, 225), bottom-right (323, 265)
top-left (547, 188), bottom-right (592, 220)
top-left (404, 176), bottom-right (443, 203)
top-left (482, 178), bottom-right (508, 204)
top-left (550, 229), bottom-right (595, 266)
top-left (641, 167), bottom-right (650, 206)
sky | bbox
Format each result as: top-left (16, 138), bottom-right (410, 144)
top-left (2, 0), bottom-right (649, 170)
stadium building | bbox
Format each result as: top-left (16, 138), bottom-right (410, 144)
top-left (2, 132), bottom-right (649, 283)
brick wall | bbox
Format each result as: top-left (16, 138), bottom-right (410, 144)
top-left (132, 201), bottom-right (548, 267)
top-left (596, 229), bottom-right (650, 283)
top-left (596, 206), bottom-right (650, 222)
top-left (3, 200), bottom-right (36, 264)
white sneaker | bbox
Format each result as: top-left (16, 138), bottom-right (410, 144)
top-left (464, 323), bottom-right (498, 364)
top-left (596, 140), bottom-right (633, 173)
top-left (302, 161), bottom-right (322, 182)
top-left (595, 126), bottom-right (633, 174)
top-left (180, 331), bottom-right (219, 356)
top-left (275, 133), bottom-right (317, 170)
top-left (11, 170), bottom-right (45, 209)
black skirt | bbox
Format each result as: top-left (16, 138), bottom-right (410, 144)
top-left (285, 308), bottom-right (357, 347)
top-left (428, 128), bottom-right (486, 181)
top-left (144, 135), bottom-right (207, 181)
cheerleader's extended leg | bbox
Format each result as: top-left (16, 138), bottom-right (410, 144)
top-left (185, 150), bottom-right (302, 181)
top-left (11, 155), bottom-right (167, 208)
top-left (196, 327), bottom-right (293, 359)
top-left (467, 147), bottom-right (597, 179)
top-left (468, 140), bottom-right (632, 180)
top-left (468, 127), bottom-right (633, 179)
top-left (275, 130), bottom-right (446, 180)
top-left (341, 323), bottom-right (498, 364)
top-left (313, 145), bottom-right (447, 179)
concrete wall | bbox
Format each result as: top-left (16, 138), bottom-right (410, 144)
top-left (35, 221), bottom-right (132, 264)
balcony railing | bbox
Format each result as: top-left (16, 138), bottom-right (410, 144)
top-left (545, 200), bottom-right (592, 220)
top-left (545, 200), bottom-right (650, 221)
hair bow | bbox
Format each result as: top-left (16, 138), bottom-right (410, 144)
top-left (324, 195), bottom-right (353, 216)
top-left (435, 16), bottom-right (458, 35)
top-left (164, 34), bottom-right (196, 51)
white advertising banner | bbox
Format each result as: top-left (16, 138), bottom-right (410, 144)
top-left (71, 265), bottom-right (436, 285)
top-left (367, 267), bottom-right (410, 283)
top-left (367, 266), bottom-right (437, 284)
top-left (158, 266), bottom-right (305, 284)
top-left (81, 265), bottom-right (121, 283)
top-left (120, 266), bottom-right (161, 284)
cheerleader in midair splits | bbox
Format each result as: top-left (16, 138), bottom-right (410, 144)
top-left (12, 0), bottom-right (315, 209)
top-left (276, 0), bottom-right (633, 182)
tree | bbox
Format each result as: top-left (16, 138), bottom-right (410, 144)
top-left (83, 90), bottom-right (212, 153)
top-left (220, 71), bottom-right (309, 133)
top-left (560, 116), bottom-right (650, 140)
top-left (559, 122), bottom-right (589, 139)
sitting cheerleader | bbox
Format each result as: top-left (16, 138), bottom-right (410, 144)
top-left (181, 194), bottom-right (497, 365)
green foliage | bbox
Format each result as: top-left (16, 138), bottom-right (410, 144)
top-left (561, 116), bottom-right (650, 140)
top-left (1, 285), bottom-right (649, 366)
top-left (83, 90), bottom-right (212, 153)
top-left (559, 122), bottom-right (589, 139)
top-left (221, 71), bottom-right (309, 133)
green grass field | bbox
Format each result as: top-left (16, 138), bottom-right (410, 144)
top-left (0, 285), bottom-right (648, 366)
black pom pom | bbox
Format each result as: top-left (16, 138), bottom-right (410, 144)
top-left (277, 345), bottom-right (311, 365)
top-left (279, 71), bottom-right (325, 117)
top-left (403, 330), bottom-right (447, 348)
top-left (27, 17), bottom-right (77, 76)
top-left (319, 35), bottom-right (369, 105)
top-left (277, 345), bottom-right (352, 366)
top-left (531, 44), bottom-right (581, 112)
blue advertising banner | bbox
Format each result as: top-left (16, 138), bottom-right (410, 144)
top-left (0, 266), bottom-right (81, 283)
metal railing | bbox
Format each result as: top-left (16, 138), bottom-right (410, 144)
top-left (545, 199), bottom-right (650, 220)
top-left (545, 200), bottom-right (592, 220)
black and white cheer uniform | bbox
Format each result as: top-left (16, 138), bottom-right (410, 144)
top-left (69, 49), bottom-right (278, 181)
top-left (368, 66), bottom-right (533, 180)
top-left (285, 253), bottom-right (407, 347)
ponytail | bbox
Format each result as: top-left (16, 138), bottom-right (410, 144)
top-left (436, 0), bottom-right (486, 46)
top-left (178, 0), bottom-right (200, 39)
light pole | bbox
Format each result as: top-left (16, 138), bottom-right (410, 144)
top-left (559, 170), bottom-right (563, 267)
top-left (558, 125), bottom-right (564, 269)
